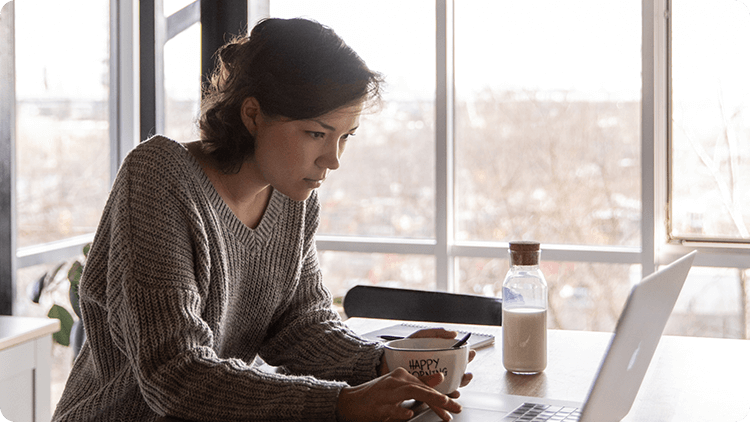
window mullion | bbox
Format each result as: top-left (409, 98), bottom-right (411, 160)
top-left (249, 0), bottom-right (270, 28)
top-left (166, 1), bottom-right (200, 41)
top-left (642, 0), bottom-right (669, 276)
top-left (0, 1), bottom-right (16, 315)
top-left (140, 0), bottom-right (166, 141)
top-left (436, 0), bottom-right (455, 292)
top-left (111, 0), bottom-right (139, 184)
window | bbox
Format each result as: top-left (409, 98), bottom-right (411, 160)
top-left (266, 0), bottom-right (749, 339)
top-left (669, 0), bottom-right (750, 243)
top-left (664, 0), bottom-right (750, 340)
top-left (454, 1), bottom-right (641, 247)
top-left (13, 0), bottom-right (113, 324)
top-left (459, 258), bottom-right (637, 331)
top-left (163, 0), bottom-right (201, 142)
top-left (4, 0), bottom-right (749, 336)
top-left (9, 0), bottom-right (119, 409)
top-left (15, 0), bottom-right (111, 248)
top-left (163, 21), bottom-right (201, 142)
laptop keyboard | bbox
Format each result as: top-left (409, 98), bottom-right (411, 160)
top-left (499, 402), bottom-right (581, 421)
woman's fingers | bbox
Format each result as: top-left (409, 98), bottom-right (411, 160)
top-left (418, 372), bottom-right (445, 389)
top-left (459, 372), bottom-right (473, 388)
top-left (377, 354), bottom-right (390, 376)
top-left (400, 371), bottom-right (462, 415)
top-left (382, 403), bottom-right (415, 421)
top-left (445, 371), bottom-right (473, 399)
top-left (407, 328), bottom-right (458, 339)
top-left (391, 369), bottom-right (461, 409)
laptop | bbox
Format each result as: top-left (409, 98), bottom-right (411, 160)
top-left (411, 250), bottom-right (697, 422)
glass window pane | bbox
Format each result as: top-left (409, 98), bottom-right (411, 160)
top-left (269, 1), bottom-right (436, 238)
top-left (164, 22), bottom-right (201, 142)
top-left (454, 1), bottom-right (641, 246)
top-left (15, 0), bottom-right (110, 247)
top-left (667, 266), bottom-right (745, 339)
top-left (458, 258), bottom-right (635, 332)
top-left (319, 251), bottom-right (435, 311)
top-left (459, 257), bottom-right (744, 339)
top-left (670, 0), bottom-right (750, 241)
top-left (163, 0), bottom-right (195, 17)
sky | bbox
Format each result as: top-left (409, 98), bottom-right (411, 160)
top-left (8, 0), bottom-right (750, 107)
top-left (271, 0), bottom-right (642, 101)
top-left (13, 0), bottom-right (109, 100)
top-left (672, 0), bottom-right (750, 110)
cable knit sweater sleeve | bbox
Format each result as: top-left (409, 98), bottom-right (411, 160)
top-left (52, 137), bottom-right (381, 422)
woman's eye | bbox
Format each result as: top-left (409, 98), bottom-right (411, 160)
top-left (308, 131), bottom-right (326, 139)
top-left (342, 133), bottom-right (356, 141)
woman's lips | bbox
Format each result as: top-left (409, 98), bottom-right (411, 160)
top-left (304, 178), bottom-right (325, 188)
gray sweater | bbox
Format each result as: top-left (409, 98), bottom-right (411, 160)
top-left (52, 136), bottom-right (383, 421)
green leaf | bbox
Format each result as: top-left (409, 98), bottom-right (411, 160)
top-left (28, 273), bottom-right (46, 303)
top-left (69, 285), bottom-right (82, 319)
top-left (68, 261), bottom-right (84, 318)
top-left (68, 260), bottom-right (83, 288)
top-left (69, 283), bottom-right (81, 319)
top-left (48, 261), bottom-right (67, 282)
top-left (48, 304), bottom-right (74, 347)
top-left (83, 243), bottom-right (91, 258)
top-left (28, 261), bottom-right (66, 303)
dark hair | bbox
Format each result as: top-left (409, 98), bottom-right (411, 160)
top-left (198, 18), bottom-right (383, 173)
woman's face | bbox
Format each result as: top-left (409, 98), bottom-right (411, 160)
top-left (246, 101), bottom-right (362, 202)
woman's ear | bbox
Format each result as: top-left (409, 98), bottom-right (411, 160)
top-left (240, 97), bottom-right (261, 136)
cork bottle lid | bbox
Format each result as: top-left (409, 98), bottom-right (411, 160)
top-left (509, 240), bottom-right (541, 251)
top-left (509, 241), bottom-right (541, 265)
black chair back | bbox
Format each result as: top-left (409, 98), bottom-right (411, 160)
top-left (343, 285), bottom-right (502, 326)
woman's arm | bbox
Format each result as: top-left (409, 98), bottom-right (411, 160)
top-left (258, 271), bottom-right (384, 384)
top-left (257, 198), bottom-right (383, 385)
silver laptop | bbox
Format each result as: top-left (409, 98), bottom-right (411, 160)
top-left (412, 250), bottom-right (697, 422)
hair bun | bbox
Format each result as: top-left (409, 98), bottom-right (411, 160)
top-left (218, 42), bottom-right (240, 68)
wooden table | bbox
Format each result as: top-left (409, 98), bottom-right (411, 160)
top-left (346, 317), bottom-right (750, 422)
top-left (0, 316), bottom-right (60, 422)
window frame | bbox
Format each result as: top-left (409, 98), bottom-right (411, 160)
top-left (655, 0), bottom-right (750, 269)
top-left (6, 0), bottom-right (749, 315)
top-left (663, 0), bottom-right (750, 256)
top-left (1, 0), bottom-right (17, 314)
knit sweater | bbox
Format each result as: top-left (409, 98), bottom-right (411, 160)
top-left (52, 136), bottom-right (383, 421)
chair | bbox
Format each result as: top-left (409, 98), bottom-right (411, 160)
top-left (343, 285), bottom-right (502, 326)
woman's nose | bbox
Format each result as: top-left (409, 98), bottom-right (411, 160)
top-left (317, 140), bottom-right (341, 170)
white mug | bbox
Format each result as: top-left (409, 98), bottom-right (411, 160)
top-left (383, 337), bottom-right (469, 394)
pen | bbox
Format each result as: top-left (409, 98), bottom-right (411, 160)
top-left (379, 335), bottom-right (404, 341)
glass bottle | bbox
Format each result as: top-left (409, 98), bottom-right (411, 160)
top-left (502, 241), bottom-right (548, 374)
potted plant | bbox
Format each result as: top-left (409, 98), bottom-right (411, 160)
top-left (28, 244), bottom-right (89, 358)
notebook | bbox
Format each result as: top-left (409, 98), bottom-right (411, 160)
top-left (411, 250), bottom-right (697, 422)
top-left (362, 322), bottom-right (495, 349)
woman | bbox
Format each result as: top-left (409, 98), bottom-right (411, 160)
top-left (52, 18), bottom-right (471, 422)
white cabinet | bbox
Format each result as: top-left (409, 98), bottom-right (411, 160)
top-left (0, 317), bottom-right (59, 422)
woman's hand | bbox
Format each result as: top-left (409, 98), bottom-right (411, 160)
top-left (336, 368), bottom-right (460, 422)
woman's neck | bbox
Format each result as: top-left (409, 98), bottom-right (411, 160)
top-left (186, 141), bottom-right (272, 229)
